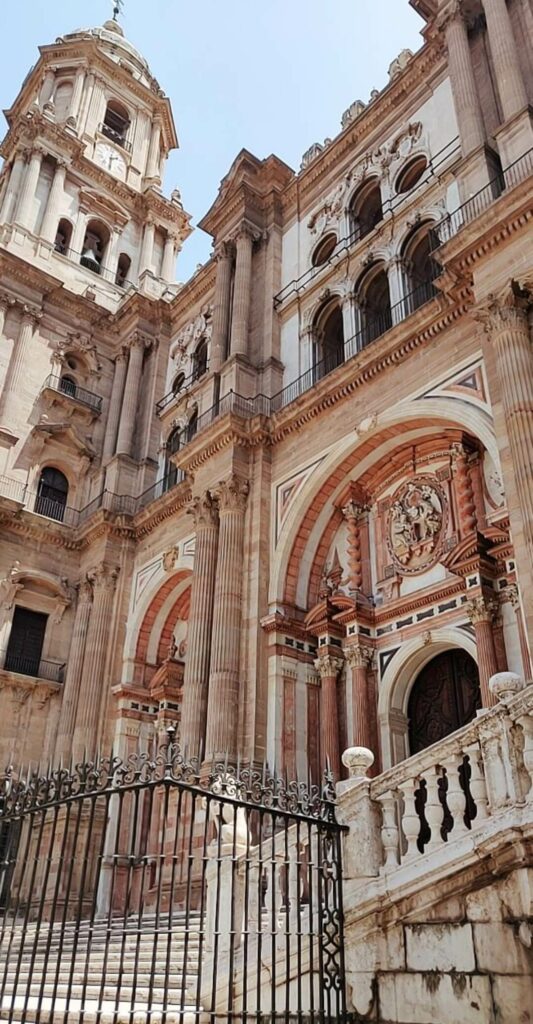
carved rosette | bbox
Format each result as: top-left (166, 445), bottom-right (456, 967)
top-left (386, 476), bottom-right (446, 575)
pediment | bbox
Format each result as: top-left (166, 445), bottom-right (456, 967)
top-left (31, 421), bottom-right (96, 460)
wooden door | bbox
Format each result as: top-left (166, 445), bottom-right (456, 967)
top-left (408, 649), bottom-right (480, 755)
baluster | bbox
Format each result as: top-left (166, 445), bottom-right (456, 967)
top-left (464, 743), bottom-right (489, 822)
top-left (443, 752), bottom-right (468, 839)
top-left (516, 716), bottom-right (533, 802)
top-left (398, 776), bottom-right (421, 861)
top-left (424, 766), bottom-right (445, 852)
top-left (480, 732), bottom-right (509, 810)
top-left (377, 792), bottom-right (400, 872)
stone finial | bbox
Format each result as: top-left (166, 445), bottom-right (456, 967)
top-left (388, 48), bottom-right (414, 81)
top-left (341, 99), bottom-right (366, 130)
top-left (489, 671), bottom-right (525, 703)
top-left (341, 746), bottom-right (374, 779)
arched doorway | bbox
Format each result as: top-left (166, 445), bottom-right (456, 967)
top-left (408, 649), bottom-right (481, 754)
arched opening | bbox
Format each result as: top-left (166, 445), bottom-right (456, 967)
top-left (313, 299), bottom-right (345, 379)
top-left (102, 99), bottom-right (130, 148)
top-left (54, 218), bottom-right (72, 256)
top-left (192, 338), bottom-right (208, 381)
top-left (395, 155), bottom-right (428, 195)
top-left (115, 253), bottom-right (131, 288)
top-left (350, 179), bottom-right (383, 242)
top-left (172, 372), bottom-right (186, 397)
top-left (186, 409), bottom-right (198, 442)
top-left (355, 262), bottom-right (392, 347)
top-left (35, 467), bottom-right (69, 522)
top-left (407, 649), bottom-right (481, 755)
top-left (402, 223), bottom-right (441, 314)
top-left (311, 233), bottom-right (337, 267)
top-left (163, 427), bottom-right (181, 490)
top-left (80, 220), bottom-right (110, 275)
top-left (53, 80), bottom-right (73, 123)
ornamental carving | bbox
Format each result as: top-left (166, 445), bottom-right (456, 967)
top-left (170, 308), bottom-right (213, 364)
top-left (386, 477), bottom-right (446, 574)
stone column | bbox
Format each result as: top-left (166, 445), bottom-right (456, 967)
top-left (342, 294), bottom-right (358, 358)
top-left (388, 257), bottom-right (405, 324)
top-left (508, 584), bottom-right (532, 680)
top-left (451, 442), bottom-right (478, 537)
top-left (70, 209), bottom-right (88, 259)
top-left (40, 159), bottom-right (68, 244)
top-left (179, 493), bottom-right (219, 757)
top-left (346, 642), bottom-right (374, 750)
top-left (115, 335), bottom-right (148, 457)
top-left (481, 0), bottom-right (528, 122)
top-left (204, 475), bottom-right (249, 762)
top-left (0, 153), bottom-right (26, 226)
top-left (314, 653), bottom-right (343, 779)
top-left (342, 500), bottom-right (366, 592)
top-left (72, 565), bottom-right (119, 761)
top-left (161, 232), bottom-right (177, 283)
top-left (467, 596), bottom-right (499, 707)
top-left (102, 350), bottom-right (128, 460)
top-left (145, 117), bottom-right (162, 181)
top-left (230, 227), bottom-right (254, 358)
top-left (54, 578), bottom-right (93, 761)
top-left (39, 69), bottom-right (55, 109)
top-left (210, 241), bottom-right (234, 371)
top-left (438, 2), bottom-right (485, 156)
top-left (139, 218), bottom-right (155, 275)
top-left (0, 295), bottom-right (11, 340)
top-left (0, 307), bottom-right (41, 425)
top-left (67, 67), bottom-right (85, 127)
top-left (101, 226), bottom-right (121, 280)
top-left (14, 146), bottom-right (44, 231)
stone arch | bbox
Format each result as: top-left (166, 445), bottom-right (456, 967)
top-left (377, 627), bottom-right (478, 768)
top-left (134, 570), bottom-right (192, 683)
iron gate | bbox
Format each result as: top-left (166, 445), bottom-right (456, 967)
top-left (0, 730), bottom-right (349, 1023)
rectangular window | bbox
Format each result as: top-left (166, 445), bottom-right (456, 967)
top-left (4, 607), bottom-right (48, 678)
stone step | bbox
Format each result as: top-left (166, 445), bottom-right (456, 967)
top-left (1, 983), bottom-right (195, 1001)
top-left (0, 1002), bottom-right (201, 1023)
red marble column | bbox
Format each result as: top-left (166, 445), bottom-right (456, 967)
top-left (314, 653), bottom-right (343, 780)
top-left (467, 596), bottom-right (499, 707)
top-left (345, 642), bottom-right (374, 750)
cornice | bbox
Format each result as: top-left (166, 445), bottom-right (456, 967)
top-left (168, 259), bottom-right (216, 328)
top-left (133, 483), bottom-right (192, 538)
top-left (0, 512), bottom-right (81, 551)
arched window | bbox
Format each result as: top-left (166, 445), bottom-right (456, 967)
top-left (355, 262), bottom-right (392, 347)
top-left (311, 233), bottom-right (337, 267)
top-left (59, 375), bottom-right (77, 398)
top-left (102, 99), bottom-right (130, 148)
top-left (313, 299), bottom-right (345, 379)
top-left (80, 220), bottom-right (110, 274)
top-left (35, 467), bottom-right (69, 522)
top-left (401, 223), bottom-right (441, 315)
top-left (186, 409), bottom-right (198, 442)
top-left (350, 179), bottom-right (383, 243)
top-left (115, 253), bottom-right (131, 288)
top-left (53, 80), bottom-right (73, 123)
top-left (163, 427), bottom-right (181, 490)
top-left (395, 155), bottom-right (428, 195)
top-left (172, 372), bottom-right (186, 397)
top-left (54, 218), bottom-right (72, 255)
top-left (192, 339), bottom-right (208, 380)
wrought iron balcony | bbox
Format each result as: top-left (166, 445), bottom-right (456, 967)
top-left (42, 375), bottom-right (103, 414)
top-left (156, 366), bottom-right (209, 415)
top-left (0, 648), bottom-right (66, 683)
top-left (98, 122), bottom-right (133, 152)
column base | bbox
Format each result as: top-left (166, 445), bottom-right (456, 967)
top-left (494, 106), bottom-right (533, 171)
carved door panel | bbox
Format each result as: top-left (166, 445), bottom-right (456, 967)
top-left (408, 650), bottom-right (481, 755)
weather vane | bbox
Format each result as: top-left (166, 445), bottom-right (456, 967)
top-left (112, 0), bottom-right (124, 21)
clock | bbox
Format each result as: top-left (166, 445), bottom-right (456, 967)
top-left (94, 142), bottom-right (126, 179)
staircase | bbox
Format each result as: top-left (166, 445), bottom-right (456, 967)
top-left (0, 912), bottom-right (202, 1023)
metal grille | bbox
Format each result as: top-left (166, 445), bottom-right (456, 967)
top-left (0, 734), bottom-right (349, 1023)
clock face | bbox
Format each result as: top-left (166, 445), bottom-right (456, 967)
top-left (95, 142), bottom-right (126, 179)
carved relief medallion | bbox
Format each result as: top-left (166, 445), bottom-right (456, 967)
top-left (386, 476), bottom-right (446, 574)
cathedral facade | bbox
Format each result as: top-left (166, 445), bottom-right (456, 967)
top-left (0, 0), bottom-right (532, 785)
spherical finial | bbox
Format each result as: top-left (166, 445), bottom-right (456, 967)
top-left (103, 18), bottom-right (125, 36)
top-left (341, 746), bottom-right (374, 779)
top-left (489, 671), bottom-right (525, 703)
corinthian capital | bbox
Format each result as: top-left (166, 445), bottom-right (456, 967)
top-left (215, 474), bottom-right (249, 513)
top-left (88, 564), bottom-right (120, 591)
top-left (188, 491), bottom-right (218, 528)
top-left (214, 239), bottom-right (234, 262)
top-left (474, 282), bottom-right (530, 336)
top-left (345, 642), bottom-right (374, 669)
top-left (314, 654), bottom-right (344, 679)
top-left (466, 595), bottom-right (497, 625)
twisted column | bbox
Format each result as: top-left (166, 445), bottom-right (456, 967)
top-left (102, 350), bottom-right (128, 459)
top-left (481, 0), bottom-right (528, 121)
top-left (179, 493), bottom-right (219, 757)
top-left (342, 500), bottom-right (366, 591)
top-left (0, 306), bottom-right (41, 426)
top-left (346, 642), bottom-right (374, 750)
top-left (451, 442), bottom-right (478, 536)
top-left (40, 158), bottom-right (68, 244)
top-left (210, 241), bottom-right (233, 371)
top-left (72, 565), bottom-right (119, 761)
top-left (314, 653), bottom-right (343, 779)
top-left (438, 2), bottom-right (485, 156)
top-left (467, 597), bottom-right (499, 707)
top-left (204, 475), bottom-right (249, 762)
top-left (55, 578), bottom-right (93, 761)
top-left (115, 334), bottom-right (148, 457)
top-left (14, 146), bottom-right (44, 231)
top-left (230, 227), bottom-right (254, 357)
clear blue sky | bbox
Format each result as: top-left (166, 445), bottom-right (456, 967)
top-left (1, 1), bottom-right (424, 281)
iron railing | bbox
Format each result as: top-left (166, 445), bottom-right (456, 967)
top-left (0, 737), bottom-right (348, 1024)
top-left (98, 121), bottom-right (133, 152)
top-left (0, 649), bottom-right (65, 683)
top-left (156, 367), bottom-right (210, 415)
top-left (53, 246), bottom-right (133, 290)
top-left (42, 375), bottom-right (103, 414)
top-left (436, 146), bottom-right (533, 245)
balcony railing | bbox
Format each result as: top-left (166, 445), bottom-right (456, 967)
top-left (0, 648), bottom-right (66, 683)
top-left (52, 246), bottom-right (133, 290)
top-left (42, 375), bottom-right (103, 414)
top-left (156, 366), bottom-right (209, 415)
top-left (98, 122), bottom-right (133, 152)
top-left (436, 146), bottom-right (533, 245)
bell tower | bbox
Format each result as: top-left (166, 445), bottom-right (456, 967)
top-left (0, 17), bottom-right (191, 300)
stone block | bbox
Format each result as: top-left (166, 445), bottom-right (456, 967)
top-left (466, 885), bottom-right (503, 923)
top-left (474, 923), bottom-right (532, 975)
top-left (491, 974), bottom-right (533, 1024)
top-left (498, 868), bottom-right (533, 920)
top-left (378, 971), bottom-right (494, 1024)
top-left (405, 923), bottom-right (476, 973)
